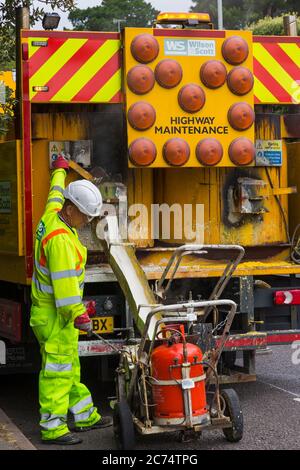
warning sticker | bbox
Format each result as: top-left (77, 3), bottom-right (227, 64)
top-left (255, 140), bottom-right (282, 166)
top-left (164, 38), bottom-right (216, 57)
top-left (0, 181), bottom-right (11, 214)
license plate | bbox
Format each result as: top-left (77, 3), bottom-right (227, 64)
top-left (79, 316), bottom-right (114, 335)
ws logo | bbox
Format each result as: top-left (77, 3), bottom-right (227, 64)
top-left (164, 39), bottom-right (187, 55)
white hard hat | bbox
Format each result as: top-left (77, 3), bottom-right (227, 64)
top-left (64, 180), bottom-right (102, 217)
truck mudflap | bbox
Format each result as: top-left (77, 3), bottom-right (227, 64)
top-left (215, 330), bottom-right (300, 351)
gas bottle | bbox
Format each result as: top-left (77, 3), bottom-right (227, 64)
top-left (151, 327), bottom-right (208, 426)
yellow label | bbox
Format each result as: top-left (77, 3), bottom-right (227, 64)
top-left (79, 316), bottom-right (114, 335)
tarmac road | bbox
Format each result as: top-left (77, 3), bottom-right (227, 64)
top-left (0, 344), bottom-right (299, 451)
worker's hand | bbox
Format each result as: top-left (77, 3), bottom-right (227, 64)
top-left (52, 155), bottom-right (69, 170)
top-left (74, 312), bottom-right (93, 333)
top-left (84, 300), bottom-right (97, 317)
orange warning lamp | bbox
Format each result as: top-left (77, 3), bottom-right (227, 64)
top-left (127, 65), bottom-right (155, 95)
top-left (163, 138), bottom-right (190, 166)
top-left (196, 138), bottom-right (223, 166)
top-left (131, 34), bottom-right (159, 63)
top-left (178, 84), bottom-right (206, 113)
top-left (228, 102), bottom-right (254, 131)
top-left (227, 67), bottom-right (254, 95)
top-left (229, 137), bottom-right (255, 165)
top-left (200, 60), bottom-right (227, 89)
top-left (128, 102), bottom-right (156, 130)
top-left (222, 36), bottom-right (249, 65)
top-left (155, 59), bottom-right (183, 89)
top-left (129, 138), bottom-right (157, 166)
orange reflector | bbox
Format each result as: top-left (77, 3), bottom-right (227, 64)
top-left (129, 138), bottom-right (157, 166)
top-left (196, 138), bottom-right (223, 166)
top-left (127, 65), bottom-right (155, 95)
top-left (229, 138), bottom-right (255, 165)
top-left (163, 138), bottom-right (190, 166)
top-left (178, 84), bottom-right (206, 113)
top-left (155, 59), bottom-right (183, 89)
top-left (227, 66), bottom-right (254, 95)
top-left (128, 101), bottom-right (156, 131)
top-left (200, 60), bottom-right (227, 89)
top-left (131, 34), bottom-right (159, 64)
top-left (222, 36), bottom-right (249, 65)
top-left (32, 86), bottom-right (49, 92)
top-left (228, 102), bottom-right (254, 131)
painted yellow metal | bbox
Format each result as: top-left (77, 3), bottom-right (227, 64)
top-left (0, 140), bottom-right (24, 255)
top-left (124, 27), bottom-right (254, 168)
top-left (127, 168), bottom-right (154, 247)
top-left (287, 141), bottom-right (300, 239)
top-left (136, 250), bottom-right (300, 280)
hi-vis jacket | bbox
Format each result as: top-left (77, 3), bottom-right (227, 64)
top-left (31, 169), bottom-right (86, 323)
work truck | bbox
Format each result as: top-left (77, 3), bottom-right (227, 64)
top-left (0, 9), bottom-right (300, 381)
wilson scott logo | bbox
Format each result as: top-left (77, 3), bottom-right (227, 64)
top-left (164, 39), bottom-right (216, 57)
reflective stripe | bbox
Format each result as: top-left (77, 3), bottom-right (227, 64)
top-left (45, 362), bottom-right (72, 372)
top-left (69, 395), bottom-right (93, 414)
top-left (51, 268), bottom-right (83, 280)
top-left (48, 197), bottom-right (63, 204)
top-left (32, 273), bottom-right (53, 294)
top-left (74, 406), bottom-right (96, 423)
top-left (40, 414), bottom-right (67, 430)
top-left (35, 257), bottom-right (49, 275)
top-left (79, 282), bottom-right (84, 290)
top-left (52, 185), bottom-right (64, 195)
top-left (55, 295), bottom-right (82, 307)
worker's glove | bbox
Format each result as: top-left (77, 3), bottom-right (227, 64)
top-left (52, 155), bottom-right (69, 170)
top-left (84, 300), bottom-right (97, 317)
top-left (74, 312), bottom-right (93, 333)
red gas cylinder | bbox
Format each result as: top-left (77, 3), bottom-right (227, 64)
top-left (151, 333), bottom-right (208, 426)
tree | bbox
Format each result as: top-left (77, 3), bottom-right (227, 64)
top-left (190, 0), bottom-right (300, 29)
top-left (248, 14), bottom-right (300, 35)
top-left (0, 1), bottom-right (76, 134)
top-left (68, 0), bottom-right (159, 32)
top-left (0, 0), bottom-right (76, 67)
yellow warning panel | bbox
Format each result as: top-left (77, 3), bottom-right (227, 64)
top-left (123, 27), bottom-right (254, 168)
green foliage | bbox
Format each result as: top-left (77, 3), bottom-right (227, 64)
top-left (248, 14), bottom-right (300, 35)
top-left (0, 86), bottom-right (17, 135)
top-left (68, 0), bottom-right (159, 31)
top-left (190, 0), bottom-right (300, 29)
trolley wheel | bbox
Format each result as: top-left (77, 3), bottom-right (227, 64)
top-left (221, 388), bottom-right (243, 442)
top-left (113, 399), bottom-right (136, 450)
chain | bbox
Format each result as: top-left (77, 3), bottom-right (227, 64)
top-left (212, 315), bottom-right (228, 335)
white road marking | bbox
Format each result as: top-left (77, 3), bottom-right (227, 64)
top-left (258, 380), bottom-right (300, 399)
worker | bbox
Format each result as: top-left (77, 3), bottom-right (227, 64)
top-left (30, 155), bottom-right (112, 445)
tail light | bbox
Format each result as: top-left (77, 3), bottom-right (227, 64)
top-left (178, 84), bottom-right (206, 113)
top-left (200, 60), bottom-right (227, 89)
top-left (129, 138), bottom-right (157, 166)
top-left (128, 101), bottom-right (156, 130)
top-left (274, 289), bottom-right (300, 305)
top-left (222, 36), bottom-right (249, 65)
top-left (127, 65), bottom-right (155, 95)
top-left (131, 34), bottom-right (159, 63)
top-left (163, 138), bottom-right (190, 166)
top-left (155, 59), bottom-right (183, 89)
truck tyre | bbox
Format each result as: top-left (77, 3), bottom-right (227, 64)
top-left (113, 399), bottom-right (135, 450)
top-left (221, 388), bottom-right (243, 442)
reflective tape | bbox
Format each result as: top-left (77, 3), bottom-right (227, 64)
top-left (40, 414), bottom-right (67, 430)
top-left (55, 295), bottom-right (82, 307)
top-left (45, 362), bottom-right (72, 372)
top-left (32, 273), bottom-right (53, 294)
top-left (48, 197), bottom-right (63, 204)
top-left (74, 406), bottom-right (96, 423)
top-left (35, 258), bottom-right (49, 275)
top-left (79, 282), bottom-right (84, 290)
top-left (51, 268), bottom-right (83, 280)
top-left (52, 185), bottom-right (64, 194)
top-left (69, 395), bottom-right (93, 414)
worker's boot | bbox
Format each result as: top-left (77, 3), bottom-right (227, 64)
top-left (42, 432), bottom-right (83, 445)
top-left (75, 415), bottom-right (113, 432)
